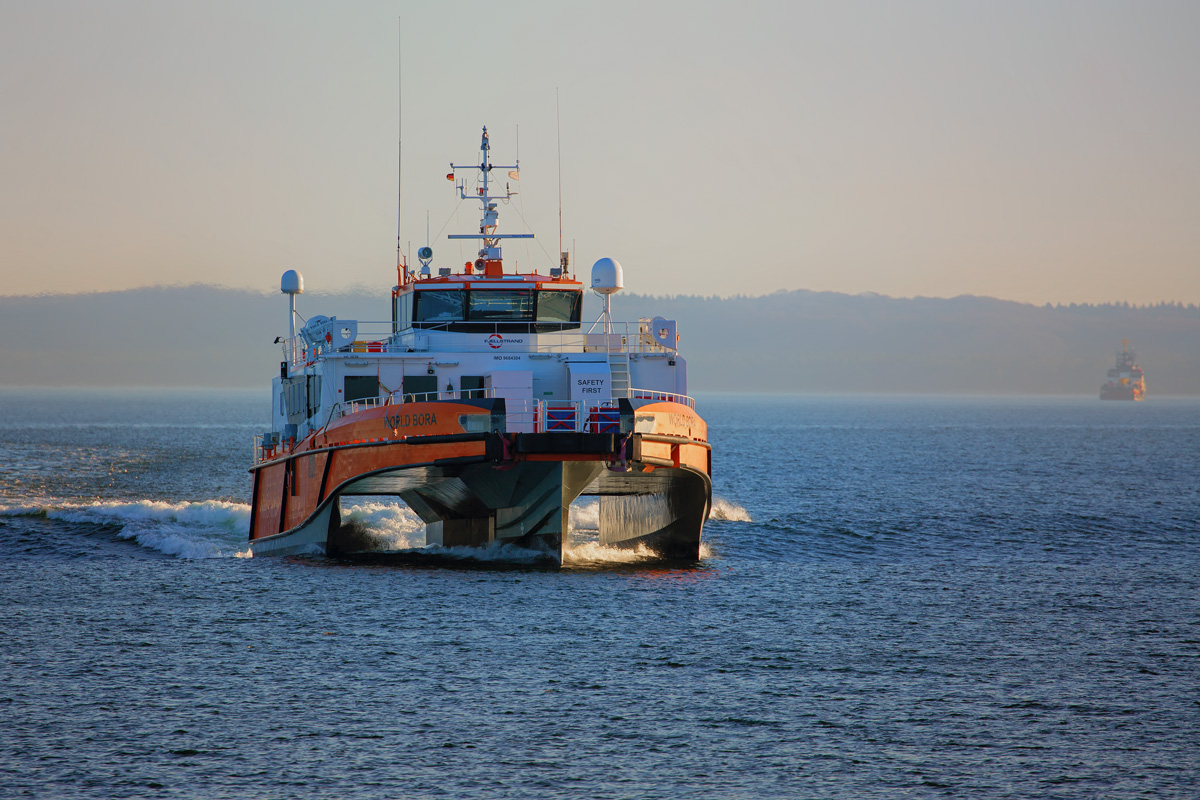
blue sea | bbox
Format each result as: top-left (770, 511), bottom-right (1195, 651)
top-left (2, 389), bottom-right (1198, 799)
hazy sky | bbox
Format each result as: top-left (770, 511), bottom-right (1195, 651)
top-left (2, 1), bottom-right (1198, 304)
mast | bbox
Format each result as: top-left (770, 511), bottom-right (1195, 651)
top-left (557, 88), bottom-right (564, 273)
top-left (447, 127), bottom-right (533, 276)
top-left (394, 19), bottom-right (407, 290)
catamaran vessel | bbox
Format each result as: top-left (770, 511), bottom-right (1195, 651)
top-left (248, 127), bottom-right (711, 561)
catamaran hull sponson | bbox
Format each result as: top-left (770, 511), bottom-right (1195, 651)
top-left (248, 432), bottom-right (711, 561)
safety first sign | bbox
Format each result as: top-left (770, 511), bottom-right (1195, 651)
top-left (568, 363), bottom-right (611, 403)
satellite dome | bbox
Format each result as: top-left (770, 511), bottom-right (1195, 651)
top-left (281, 269), bottom-right (304, 295)
top-left (591, 257), bottom-right (623, 295)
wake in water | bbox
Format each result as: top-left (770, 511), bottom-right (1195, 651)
top-left (0, 494), bottom-right (752, 564)
top-left (340, 499), bottom-right (667, 567)
top-left (0, 500), bottom-right (252, 559)
top-left (562, 498), bottom-right (752, 564)
top-left (710, 497), bottom-right (752, 522)
top-left (312, 497), bottom-right (748, 565)
top-left (565, 499), bottom-right (693, 565)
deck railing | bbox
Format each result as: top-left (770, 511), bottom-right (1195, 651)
top-left (336, 393), bottom-right (635, 434)
top-left (283, 319), bottom-right (678, 369)
top-left (253, 391), bottom-right (695, 464)
top-left (628, 388), bottom-right (695, 409)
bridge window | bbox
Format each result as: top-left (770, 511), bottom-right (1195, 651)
top-left (412, 287), bottom-right (581, 331)
top-left (536, 290), bottom-right (581, 323)
top-left (469, 290), bottom-right (533, 321)
top-left (393, 292), bottom-right (413, 328)
top-left (413, 290), bottom-right (465, 322)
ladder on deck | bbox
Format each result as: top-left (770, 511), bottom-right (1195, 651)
top-left (608, 352), bottom-right (631, 399)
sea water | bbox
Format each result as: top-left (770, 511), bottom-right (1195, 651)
top-left (1, 389), bottom-right (1198, 799)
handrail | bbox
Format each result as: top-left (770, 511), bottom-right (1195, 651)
top-left (628, 388), bottom-right (696, 409)
top-left (343, 387), bottom-right (497, 414)
top-left (281, 318), bottom-right (680, 368)
top-left (252, 394), bottom-right (672, 463)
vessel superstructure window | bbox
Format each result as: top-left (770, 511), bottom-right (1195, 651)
top-left (413, 287), bottom-right (578, 332)
top-left (461, 375), bottom-right (485, 399)
top-left (344, 376), bottom-right (379, 404)
top-left (468, 289), bottom-right (533, 322)
top-left (402, 375), bottom-right (438, 402)
top-left (536, 290), bottom-right (581, 323)
top-left (306, 374), bottom-right (322, 418)
top-left (394, 292), bottom-right (413, 329)
top-left (413, 290), bottom-right (465, 323)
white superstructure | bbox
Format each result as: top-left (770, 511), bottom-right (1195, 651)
top-left (269, 128), bottom-right (689, 444)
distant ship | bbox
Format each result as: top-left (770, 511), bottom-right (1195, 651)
top-left (1100, 340), bottom-right (1145, 401)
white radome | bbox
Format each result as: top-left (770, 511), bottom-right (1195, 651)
top-left (281, 270), bottom-right (304, 295)
top-left (591, 257), bottom-right (623, 295)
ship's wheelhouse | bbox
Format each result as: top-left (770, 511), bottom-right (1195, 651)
top-left (394, 282), bottom-right (582, 333)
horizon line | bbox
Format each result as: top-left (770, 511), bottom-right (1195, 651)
top-left (1, 281), bottom-right (1196, 310)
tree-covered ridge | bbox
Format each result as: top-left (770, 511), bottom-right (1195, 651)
top-left (3, 286), bottom-right (1197, 393)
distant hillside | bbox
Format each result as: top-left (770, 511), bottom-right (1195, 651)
top-left (0, 286), bottom-right (391, 389)
top-left (2, 286), bottom-right (1197, 394)
top-left (585, 291), bottom-right (1200, 395)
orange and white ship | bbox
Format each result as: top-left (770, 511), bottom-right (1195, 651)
top-left (1100, 339), bottom-right (1146, 401)
top-left (248, 128), bottom-right (711, 562)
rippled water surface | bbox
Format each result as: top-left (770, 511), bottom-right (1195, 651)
top-left (2, 389), bottom-right (1198, 798)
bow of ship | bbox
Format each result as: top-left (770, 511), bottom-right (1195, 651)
top-left (248, 127), bottom-right (711, 563)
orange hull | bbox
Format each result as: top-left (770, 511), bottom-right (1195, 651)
top-left (249, 399), bottom-right (711, 561)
